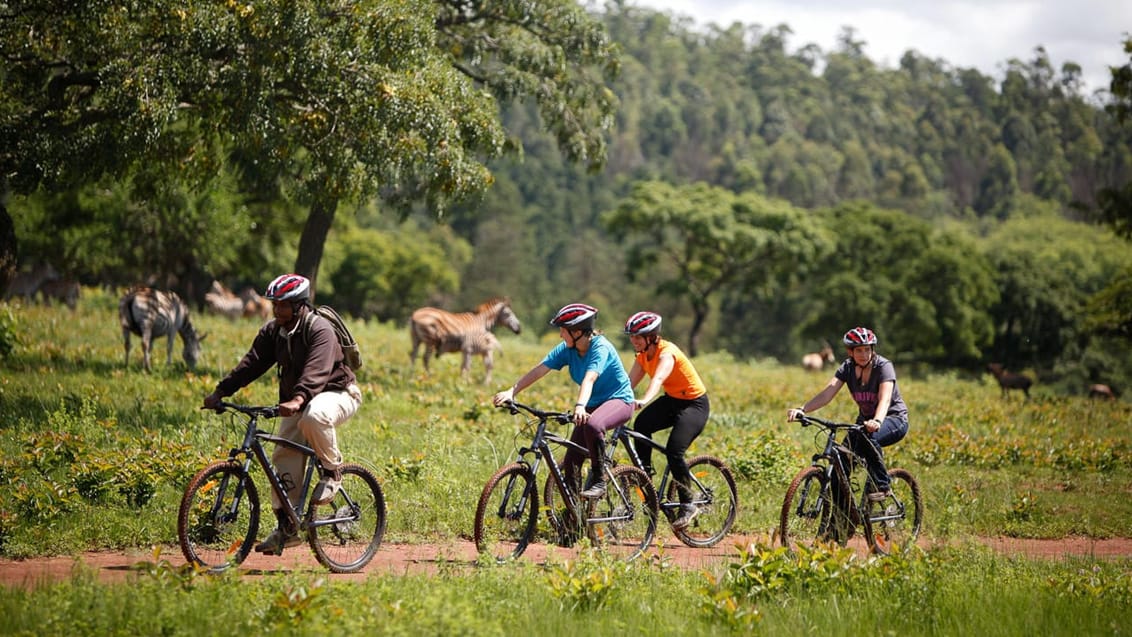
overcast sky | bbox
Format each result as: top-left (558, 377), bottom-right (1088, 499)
top-left (621, 0), bottom-right (1130, 96)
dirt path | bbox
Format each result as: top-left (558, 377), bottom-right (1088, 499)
top-left (3, 533), bottom-right (1130, 589)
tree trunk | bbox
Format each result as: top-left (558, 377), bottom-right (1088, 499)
top-left (294, 195), bottom-right (339, 302)
top-left (688, 302), bottom-right (708, 358)
top-left (0, 203), bottom-right (16, 297)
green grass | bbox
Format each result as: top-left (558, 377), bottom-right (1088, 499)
top-left (1, 290), bottom-right (1131, 635)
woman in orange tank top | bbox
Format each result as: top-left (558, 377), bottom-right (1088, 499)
top-left (624, 311), bottom-right (711, 531)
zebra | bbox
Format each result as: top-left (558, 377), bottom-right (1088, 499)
top-left (38, 278), bottom-right (80, 310)
top-left (119, 287), bottom-right (206, 372)
top-left (438, 329), bottom-right (503, 384)
top-left (3, 262), bottom-right (58, 303)
top-left (409, 296), bottom-right (521, 381)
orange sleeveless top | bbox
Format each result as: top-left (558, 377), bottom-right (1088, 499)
top-left (635, 339), bottom-right (707, 400)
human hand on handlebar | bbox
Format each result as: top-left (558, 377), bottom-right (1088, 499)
top-left (491, 388), bottom-right (514, 407)
top-left (786, 407), bottom-right (805, 422)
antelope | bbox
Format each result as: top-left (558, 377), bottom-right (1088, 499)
top-left (1088, 384), bottom-right (1116, 400)
top-left (802, 342), bottom-right (835, 371)
top-left (986, 363), bottom-right (1032, 399)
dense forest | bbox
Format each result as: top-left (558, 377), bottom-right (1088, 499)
top-left (4, 2), bottom-right (1131, 394)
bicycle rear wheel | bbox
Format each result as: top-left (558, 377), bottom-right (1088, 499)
top-left (306, 464), bottom-right (386, 573)
top-left (474, 463), bottom-right (538, 561)
top-left (863, 468), bottom-right (923, 555)
top-left (779, 465), bottom-right (855, 552)
top-left (586, 465), bottom-right (658, 561)
top-left (178, 461), bottom-right (260, 572)
top-left (664, 455), bottom-right (738, 548)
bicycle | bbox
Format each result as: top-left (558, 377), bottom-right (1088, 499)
top-left (473, 400), bottom-right (659, 562)
top-left (778, 413), bottom-right (922, 555)
top-left (572, 424), bottom-right (738, 548)
top-left (177, 402), bottom-right (387, 573)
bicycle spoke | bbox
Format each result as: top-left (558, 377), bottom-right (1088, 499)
top-left (665, 455), bottom-right (738, 548)
top-left (307, 464), bottom-right (386, 573)
top-left (586, 465), bottom-right (658, 561)
top-left (864, 468), bottom-right (923, 555)
top-left (474, 463), bottom-right (538, 561)
top-left (178, 462), bottom-right (260, 572)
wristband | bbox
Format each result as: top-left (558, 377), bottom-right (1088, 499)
top-left (575, 403), bottom-right (585, 407)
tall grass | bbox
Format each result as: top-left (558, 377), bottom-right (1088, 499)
top-left (1, 291), bottom-right (1130, 634)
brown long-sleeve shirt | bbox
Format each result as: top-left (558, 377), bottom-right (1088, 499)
top-left (214, 307), bottom-right (355, 404)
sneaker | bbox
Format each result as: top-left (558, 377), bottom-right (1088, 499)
top-left (580, 480), bottom-right (606, 499)
top-left (312, 468), bottom-right (342, 505)
top-left (672, 504), bottom-right (699, 530)
top-left (867, 489), bottom-right (893, 503)
top-left (254, 527), bottom-right (301, 555)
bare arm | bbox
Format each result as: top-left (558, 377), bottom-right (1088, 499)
top-left (787, 376), bottom-right (844, 420)
top-left (635, 352), bottom-right (674, 409)
top-left (865, 380), bottom-right (895, 432)
top-left (492, 363), bottom-right (552, 406)
top-left (573, 370), bottom-right (600, 424)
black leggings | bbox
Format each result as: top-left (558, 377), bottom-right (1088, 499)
top-left (631, 394), bottom-right (710, 491)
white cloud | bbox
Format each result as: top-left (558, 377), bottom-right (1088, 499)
top-left (621, 0), bottom-right (1130, 94)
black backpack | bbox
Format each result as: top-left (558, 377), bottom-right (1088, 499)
top-left (303, 305), bottom-right (363, 370)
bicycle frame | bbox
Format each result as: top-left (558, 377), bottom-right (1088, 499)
top-left (791, 415), bottom-right (884, 538)
top-left (608, 426), bottom-right (684, 516)
top-left (477, 401), bottom-right (659, 561)
top-left (215, 403), bottom-right (353, 535)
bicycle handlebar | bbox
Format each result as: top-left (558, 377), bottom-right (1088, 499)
top-left (792, 413), bottom-right (863, 432)
top-left (202, 401), bottom-right (280, 419)
top-left (497, 400), bottom-right (572, 425)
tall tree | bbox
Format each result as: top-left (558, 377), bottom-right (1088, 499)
top-left (0, 0), bottom-right (619, 286)
top-left (604, 180), bottom-right (825, 355)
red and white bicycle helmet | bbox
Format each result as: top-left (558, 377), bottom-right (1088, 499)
top-left (842, 326), bottom-right (878, 347)
top-left (264, 274), bottom-right (311, 302)
top-left (624, 311), bottom-right (662, 336)
top-left (549, 303), bottom-right (598, 329)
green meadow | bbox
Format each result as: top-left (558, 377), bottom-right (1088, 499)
top-left (0, 290), bottom-right (1130, 635)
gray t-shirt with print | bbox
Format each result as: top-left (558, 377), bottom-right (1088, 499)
top-left (834, 354), bottom-right (908, 423)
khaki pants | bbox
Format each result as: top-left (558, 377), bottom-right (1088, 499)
top-left (271, 384), bottom-right (362, 509)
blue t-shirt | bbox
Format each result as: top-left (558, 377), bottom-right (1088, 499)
top-left (541, 335), bottom-right (634, 409)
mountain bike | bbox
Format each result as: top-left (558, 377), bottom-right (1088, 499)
top-left (177, 402), bottom-right (386, 573)
top-left (473, 400), bottom-right (659, 562)
top-left (779, 414), bottom-right (922, 555)
top-left (591, 424), bottom-right (738, 547)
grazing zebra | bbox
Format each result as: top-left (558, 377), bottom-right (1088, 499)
top-left (409, 297), bottom-right (521, 380)
top-left (203, 281), bottom-right (245, 320)
top-left (38, 278), bottom-right (80, 310)
top-left (3, 262), bottom-right (58, 303)
top-left (119, 287), bottom-right (206, 372)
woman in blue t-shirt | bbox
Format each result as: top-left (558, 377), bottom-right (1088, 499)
top-left (492, 303), bottom-right (634, 499)
top-left (787, 326), bottom-right (909, 500)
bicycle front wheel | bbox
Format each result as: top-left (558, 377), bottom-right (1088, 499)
top-left (474, 463), bottom-right (538, 561)
top-left (586, 465), bottom-right (658, 561)
top-left (665, 455), bottom-right (739, 548)
top-left (542, 462), bottom-right (583, 547)
top-left (863, 468), bottom-right (923, 555)
top-left (306, 464), bottom-right (386, 573)
top-left (178, 461), bottom-right (260, 572)
top-left (780, 465), bottom-right (852, 552)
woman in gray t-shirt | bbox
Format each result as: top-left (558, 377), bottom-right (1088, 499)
top-left (786, 326), bottom-right (909, 498)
